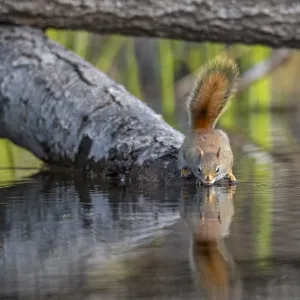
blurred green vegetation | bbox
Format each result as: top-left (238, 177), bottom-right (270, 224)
top-left (0, 139), bottom-right (42, 187)
top-left (253, 164), bottom-right (273, 270)
top-left (43, 30), bottom-right (279, 129)
top-left (0, 29), bottom-right (294, 189)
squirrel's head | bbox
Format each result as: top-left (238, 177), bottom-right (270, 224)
top-left (198, 148), bottom-right (221, 186)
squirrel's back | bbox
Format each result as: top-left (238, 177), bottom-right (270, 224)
top-left (188, 57), bottom-right (239, 130)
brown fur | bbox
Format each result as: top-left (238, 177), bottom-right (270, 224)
top-left (195, 129), bottom-right (222, 153)
top-left (190, 187), bottom-right (235, 299)
top-left (189, 57), bottom-right (239, 130)
top-left (193, 240), bottom-right (229, 292)
top-left (179, 57), bottom-right (239, 186)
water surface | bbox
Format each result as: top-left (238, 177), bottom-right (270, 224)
top-left (1, 113), bottom-right (300, 300)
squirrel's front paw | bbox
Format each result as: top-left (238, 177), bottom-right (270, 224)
top-left (181, 168), bottom-right (193, 178)
top-left (227, 170), bottom-right (238, 185)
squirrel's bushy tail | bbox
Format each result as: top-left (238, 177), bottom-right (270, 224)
top-left (189, 56), bottom-right (239, 130)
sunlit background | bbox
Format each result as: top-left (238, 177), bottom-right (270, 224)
top-left (1, 30), bottom-right (300, 186)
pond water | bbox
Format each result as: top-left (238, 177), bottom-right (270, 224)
top-left (1, 112), bottom-right (300, 300)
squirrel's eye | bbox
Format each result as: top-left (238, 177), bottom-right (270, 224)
top-left (216, 166), bottom-right (220, 174)
top-left (197, 166), bottom-right (201, 174)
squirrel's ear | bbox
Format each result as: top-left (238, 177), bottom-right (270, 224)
top-left (216, 147), bottom-right (221, 159)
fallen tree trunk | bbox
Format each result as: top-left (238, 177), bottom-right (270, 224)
top-left (1, 1), bottom-right (300, 48)
top-left (0, 26), bottom-right (183, 182)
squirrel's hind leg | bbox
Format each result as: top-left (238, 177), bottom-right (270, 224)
top-left (181, 167), bottom-right (193, 178)
top-left (227, 169), bottom-right (238, 185)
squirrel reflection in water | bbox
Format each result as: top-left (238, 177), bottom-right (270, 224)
top-left (181, 185), bottom-right (242, 300)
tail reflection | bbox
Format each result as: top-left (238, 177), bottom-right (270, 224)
top-left (181, 185), bottom-right (242, 300)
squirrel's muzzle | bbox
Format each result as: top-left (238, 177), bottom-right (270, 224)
top-left (205, 175), bottom-right (213, 182)
top-left (204, 175), bottom-right (214, 186)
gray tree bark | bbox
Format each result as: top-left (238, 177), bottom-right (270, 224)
top-left (1, 1), bottom-right (300, 48)
top-left (0, 26), bottom-right (183, 181)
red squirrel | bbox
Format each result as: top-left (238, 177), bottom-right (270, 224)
top-left (178, 57), bottom-right (239, 186)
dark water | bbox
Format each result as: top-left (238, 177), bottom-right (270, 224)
top-left (1, 114), bottom-right (300, 300)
